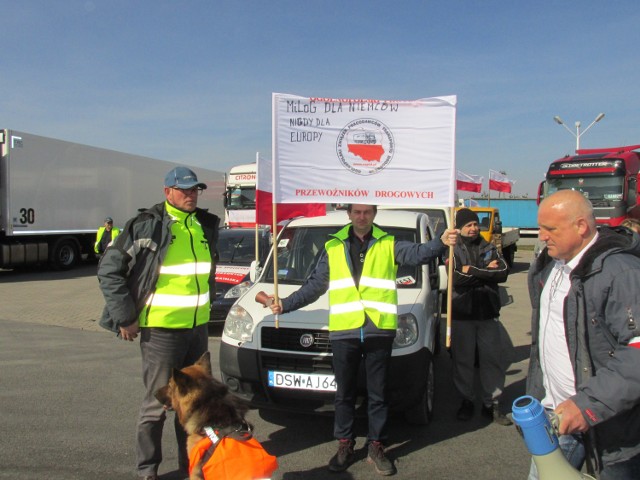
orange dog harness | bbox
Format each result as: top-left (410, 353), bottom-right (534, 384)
top-left (189, 424), bottom-right (278, 479)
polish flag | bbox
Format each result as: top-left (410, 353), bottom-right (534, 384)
top-left (629, 336), bottom-right (640, 350)
top-left (456, 170), bottom-right (483, 193)
top-left (489, 170), bottom-right (514, 193)
top-left (255, 153), bottom-right (325, 225)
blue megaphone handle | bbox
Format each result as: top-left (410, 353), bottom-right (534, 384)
top-left (511, 395), bottom-right (559, 456)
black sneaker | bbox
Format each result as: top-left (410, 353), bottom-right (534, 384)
top-left (328, 439), bottom-right (355, 472)
top-left (367, 441), bottom-right (395, 476)
top-left (456, 399), bottom-right (474, 421)
top-left (482, 403), bottom-right (513, 426)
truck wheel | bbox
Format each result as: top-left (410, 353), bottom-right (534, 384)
top-left (49, 238), bottom-right (79, 270)
top-left (404, 352), bottom-right (435, 425)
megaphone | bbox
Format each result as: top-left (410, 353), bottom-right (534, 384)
top-left (511, 395), bottom-right (595, 480)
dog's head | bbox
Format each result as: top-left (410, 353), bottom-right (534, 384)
top-left (154, 351), bottom-right (248, 433)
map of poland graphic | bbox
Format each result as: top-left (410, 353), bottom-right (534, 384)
top-left (347, 131), bottom-right (384, 162)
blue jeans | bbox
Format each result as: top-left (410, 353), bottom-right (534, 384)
top-left (331, 336), bottom-right (394, 443)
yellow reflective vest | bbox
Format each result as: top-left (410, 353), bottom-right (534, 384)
top-left (326, 224), bottom-right (398, 331)
top-left (139, 202), bottom-right (212, 328)
top-left (94, 226), bottom-right (120, 253)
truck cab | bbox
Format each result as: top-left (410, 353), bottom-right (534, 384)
top-left (224, 163), bottom-right (257, 228)
top-left (219, 210), bottom-right (446, 425)
top-left (538, 145), bottom-right (640, 226)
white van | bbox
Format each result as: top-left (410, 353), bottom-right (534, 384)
top-left (219, 209), bottom-right (447, 424)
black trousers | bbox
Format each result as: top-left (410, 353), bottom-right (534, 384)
top-left (331, 336), bottom-right (394, 443)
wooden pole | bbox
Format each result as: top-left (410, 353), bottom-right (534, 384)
top-left (446, 206), bottom-right (455, 348)
top-left (272, 200), bottom-right (279, 328)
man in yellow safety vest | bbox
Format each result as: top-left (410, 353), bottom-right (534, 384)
top-left (97, 166), bottom-right (220, 480)
top-left (268, 204), bottom-right (458, 476)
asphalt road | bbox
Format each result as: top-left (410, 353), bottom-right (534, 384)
top-left (0, 248), bottom-right (536, 480)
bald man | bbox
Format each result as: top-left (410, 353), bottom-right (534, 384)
top-left (526, 190), bottom-right (640, 479)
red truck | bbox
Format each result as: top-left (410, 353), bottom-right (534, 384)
top-left (538, 144), bottom-right (640, 226)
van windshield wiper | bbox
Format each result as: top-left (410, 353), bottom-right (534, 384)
top-left (229, 237), bottom-right (244, 263)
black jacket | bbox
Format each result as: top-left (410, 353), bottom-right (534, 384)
top-left (451, 235), bottom-right (508, 320)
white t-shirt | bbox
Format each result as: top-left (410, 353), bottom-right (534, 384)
top-left (539, 233), bottom-right (598, 409)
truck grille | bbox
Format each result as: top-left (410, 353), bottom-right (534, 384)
top-left (261, 327), bottom-right (332, 353)
top-left (261, 354), bottom-right (333, 374)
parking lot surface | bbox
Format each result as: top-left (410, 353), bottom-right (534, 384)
top-left (0, 250), bottom-right (535, 479)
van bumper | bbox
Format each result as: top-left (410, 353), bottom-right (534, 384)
top-left (219, 341), bottom-right (430, 414)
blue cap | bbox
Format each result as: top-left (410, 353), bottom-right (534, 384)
top-left (164, 166), bottom-right (207, 190)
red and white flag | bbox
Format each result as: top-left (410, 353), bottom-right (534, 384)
top-left (456, 170), bottom-right (483, 193)
top-left (255, 153), bottom-right (325, 225)
top-left (489, 170), bottom-right (514, 193)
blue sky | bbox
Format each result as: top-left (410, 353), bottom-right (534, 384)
top-left (3, 1), bottom-right (640, 197)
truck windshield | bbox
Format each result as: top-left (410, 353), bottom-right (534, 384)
top-left (226, 187), bottom-right (256, 210)
top-left (265, 225), bottom-right (421, 287)
top-left (545, 176), bottom-right (624, 202)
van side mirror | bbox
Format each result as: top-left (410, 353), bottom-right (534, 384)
top-left (250, 260), bottom-right (262, 282)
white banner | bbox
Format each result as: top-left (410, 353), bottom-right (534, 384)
top-left (272, 93), bottom-right (457, 207)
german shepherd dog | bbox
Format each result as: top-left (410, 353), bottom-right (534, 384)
top-left (155, 352), bottom-right (273, 479)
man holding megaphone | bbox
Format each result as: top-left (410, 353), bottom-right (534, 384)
top-left (527, 190), bottom-right (640, 479)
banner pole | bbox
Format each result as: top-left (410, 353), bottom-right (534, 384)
top-left (446, 206), bottom-right (455, 348)
top-left (272, 201), bottom-right (279, 328)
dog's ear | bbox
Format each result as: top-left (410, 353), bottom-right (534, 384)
top-left (172, 368), bottom-right (198, 395)
top-left (195, 351), bottom-right (212, 376)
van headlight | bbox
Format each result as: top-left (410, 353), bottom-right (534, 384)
top-left (224, 281), bottom-right (252, 299)
top-left (223, 305), bottom-right (255, 342)
top-left (394, 313), bottom-right (418, 348)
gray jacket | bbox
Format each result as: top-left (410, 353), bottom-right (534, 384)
top-left (527, 227), bottom-right (640, 468)
top-left (97, 202), bottom-right (220, 333)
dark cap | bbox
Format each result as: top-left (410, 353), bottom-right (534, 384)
top-left (455, 208), bottom-right (479, 229)
top-left (164, 166), bottom-right (207, 190)
top-left (104, 217), bottom-right (113, 223)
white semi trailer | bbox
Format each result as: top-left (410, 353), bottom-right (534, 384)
top-left (0, 129), bottom-right (224, 270)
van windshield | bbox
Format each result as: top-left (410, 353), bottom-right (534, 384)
top-left (264, 225), bottom-right (421, 287)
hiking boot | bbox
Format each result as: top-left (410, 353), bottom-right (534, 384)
top-left (482, 403), bottom-right (513, 426)
top-left (456, 399), bottom-right (474, 421)
top-left (328, 439), bottom-right (355, 472)
top-left (367, 441), bottom-right (396, 476)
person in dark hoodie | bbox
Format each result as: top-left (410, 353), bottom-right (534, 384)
top-left (527, 189), bottom-right (640, 480)
top-left (97, 167), bottom-right (220, 480)
top-left (450, 208), bottom-right (512, 425)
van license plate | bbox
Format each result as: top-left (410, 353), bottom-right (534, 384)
top-left (268, 370), bottom-right (337, 392)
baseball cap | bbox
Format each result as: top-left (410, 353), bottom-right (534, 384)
top-left (164, 166), bottom-right (207, 190)
top-left (104, 217), bottom-right (113, 223)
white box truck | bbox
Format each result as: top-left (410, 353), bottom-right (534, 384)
top-left (223, 162), bottom-right (257, 227)
top-left (0, 129), bottom-right (224, 270)
top-left (219, 209), bottom-right (447, 425)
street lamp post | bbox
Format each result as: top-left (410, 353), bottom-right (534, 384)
top-left (553, 113), bottom-right (605, 151)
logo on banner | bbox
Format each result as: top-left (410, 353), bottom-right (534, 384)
top-left (336, 118), bottom-right (395, 176)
